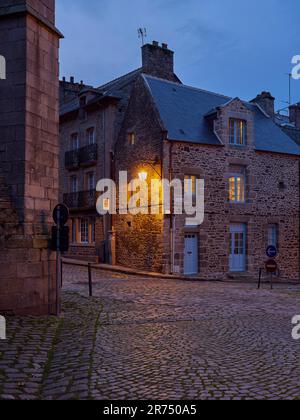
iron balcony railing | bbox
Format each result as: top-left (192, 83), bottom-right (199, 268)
top-left (65, 144), bottom-right (98, 170)
top-left (63, 190), bottom-right (96, 210)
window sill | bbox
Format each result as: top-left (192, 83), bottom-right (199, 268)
top-left (71, 243), bottom-right (96, 248)
top-left (228, 144), bottom-right (247, 149)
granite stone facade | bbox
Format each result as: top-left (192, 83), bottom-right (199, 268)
top-left (114, 77), bottom-right (300, 281)
top-left (59, 42), bottom-right (179, 263)
top-left (0, 0), bottom-right (61, 315)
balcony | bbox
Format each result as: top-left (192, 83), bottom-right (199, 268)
top-left (63, 190), bottom-right (96, 210)
top-left (65, 144), bottom-right (98, 170)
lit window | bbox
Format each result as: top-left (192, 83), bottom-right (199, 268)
top-left (87, 128), bottom-right (95, 145)
top-left (268, 224), bottom-right (278, 248)
top-left (80, 218), bottom-right (89, 244)
top-left (71, 176), bottom-right (78, 193)
top-left (229, 119), bottom-right (247, 145)
top-left (72, 219), bottom-right (77, 243)
top-left (103, 198), bottom-right (110, 211)
top-left (128, 132), bottom-right (136, 146)
top-left (184, 175), bottom-right (197, 196)
top-left (229, 175), bottom-right (245, 203)
top-left (91, 218), bottom-right (96, 243)
top-left (71, 133), bottom-right (79, 150)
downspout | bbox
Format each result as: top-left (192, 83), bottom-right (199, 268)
top-left (102, 108), bottom-right (109, 263)
top-left (169, 141), bottom-right (174, 274)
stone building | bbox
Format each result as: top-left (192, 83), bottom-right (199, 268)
top-left (0, 0), bottom-right (61, 314)
top-left (59, 42), bottom-right (180, 262)
top-left (114, 66), bottom-right (300, 281)
top-left (60, 41), bottom-right (300, 281)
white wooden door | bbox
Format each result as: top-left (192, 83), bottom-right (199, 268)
top-left (184, 234), bottom-right (198, 275)
top-left (230, 224), bottom-right (246, 272)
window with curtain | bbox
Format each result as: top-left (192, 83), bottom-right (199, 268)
top-left (71, 176), bottom-right (78, 193)
top-left (184, 175), bottom-right (197, 196)
top-left (87, 127), bottom-right (95, 145)
top-left (80, 218), bottom-right (89, 244)
top-left (229, 175), bottom-right (245, 203)
top-left (71, 133), bottom-right (79, 150)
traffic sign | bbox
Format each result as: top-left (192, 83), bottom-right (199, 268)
top-left (265, 259), bottom-right (278, 274)
top-left (53, 204), bottom-right (69, 226)
top-left (266, 245), bottom-right (277, 259)
top-left (51, 226), bottom-right (70, 253)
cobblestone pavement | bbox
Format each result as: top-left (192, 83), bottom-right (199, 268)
top-left (1, 265), bottom-right (300, 400)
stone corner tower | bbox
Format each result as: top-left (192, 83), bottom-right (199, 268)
top-left (0, 0), bottom-right (62, 315)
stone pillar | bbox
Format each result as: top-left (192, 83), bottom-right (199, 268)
top-left (0, 0), bottom-right (62, 315)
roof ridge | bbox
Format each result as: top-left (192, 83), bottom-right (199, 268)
top-left (97, 68), bottom-right (142, 91)
top-left (142, 73), bottom-right (232, 100)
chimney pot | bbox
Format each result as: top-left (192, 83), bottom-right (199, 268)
top-left (250, 91), bottom-right (275, 117)
top-left (152, 41), bottom-right (159, 47)
top-left (162, 43), bottom-right (168, 49)
top-left (289, 103), bottom-right (300, 129)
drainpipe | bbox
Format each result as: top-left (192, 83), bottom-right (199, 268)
top-left (299, 162), bottom-right (300, 283)
top-left (102, 108), bottom-right (109, 263)
top-left (169, 141), bottom-right (174, 274)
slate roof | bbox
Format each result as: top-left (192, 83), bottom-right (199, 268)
top-left (143, 75), bottom-right (300, 156)
top-left (60, 69), bottom-right (143, 117)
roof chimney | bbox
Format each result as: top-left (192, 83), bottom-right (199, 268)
top-left (289, 103), bottom-right (300, 129)
top-left (70, 76), bottom-right (75, 84)
top-left (142, 41), bottom-right (175, 81)
top-left (250, 91), bottom-right (275, 117)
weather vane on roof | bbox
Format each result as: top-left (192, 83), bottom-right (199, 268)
top-left (138, 28), bottom-right (147, 46)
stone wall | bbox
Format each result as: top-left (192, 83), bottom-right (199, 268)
top-left (0, 0), bottom-right (60, 315)
top-left (114, 76), bottom-right (167, 272)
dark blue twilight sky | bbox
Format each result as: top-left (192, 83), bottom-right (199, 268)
top-left (57, 0), bottom-right (300, 110)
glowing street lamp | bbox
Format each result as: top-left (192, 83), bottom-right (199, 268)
top-left (138, 171), bottom-right (148, 182)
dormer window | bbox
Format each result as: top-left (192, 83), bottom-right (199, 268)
top-left (229, 119), bottom-right (247, 146)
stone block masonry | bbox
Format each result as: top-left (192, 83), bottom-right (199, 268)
top-left (0, 0), bottom-right (61, 315)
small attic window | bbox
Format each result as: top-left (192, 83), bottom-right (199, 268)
top-left (229, 119), bottom-right (247, 146)
top-left (278, 181), bottom-right (285, 191)
top-left (128, 132), bottom-right (136, 146)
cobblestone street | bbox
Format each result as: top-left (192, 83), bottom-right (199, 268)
top-left (1, 266), bottom-right (300, 400)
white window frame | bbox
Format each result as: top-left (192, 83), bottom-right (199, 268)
top-left (268, 224), bottom-right (278, 248)
top-left (229, 119), bottom-right (247, 146)
top-left (184, 175), bottom-right (197, 197)
top-left (80, 218), bottom-right (89, 244)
